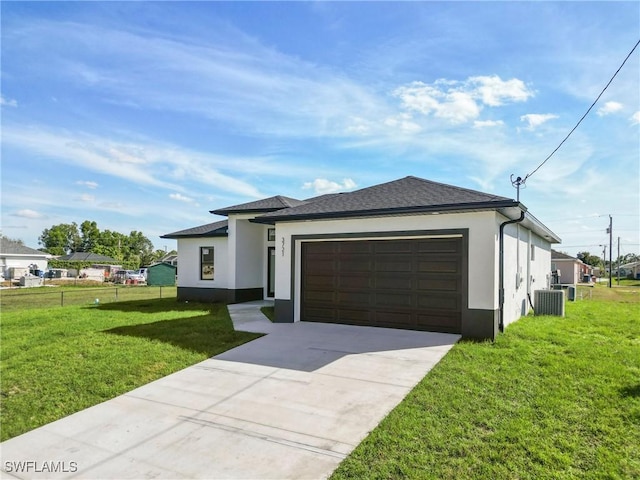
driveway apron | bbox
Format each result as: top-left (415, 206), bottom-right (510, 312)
top-left (1, 301), bottom-right (459, 479)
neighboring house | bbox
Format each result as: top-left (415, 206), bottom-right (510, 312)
top-left (156, 252), bottom-right (178, 269)
top-left (57, 252), bottom-right (120, 263)
top-left (0, 238), bottom-right (50, 280)
top-left (616, 261), bottom-right (640, 279)
top-left (162, 176), bottom-right (560, 340)
top-left (551, 250), bottom-right (593, 284)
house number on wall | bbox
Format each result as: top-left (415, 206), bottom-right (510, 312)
top-left (281, 237), bottom-right (285, 257)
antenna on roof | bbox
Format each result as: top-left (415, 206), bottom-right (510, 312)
top-left (510, 174), bottom-right (526, 202)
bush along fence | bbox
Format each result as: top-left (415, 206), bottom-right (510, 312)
top-left (0, 286), bottom-right (177, 311)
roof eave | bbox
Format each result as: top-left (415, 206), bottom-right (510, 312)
top-left (521, 212), bottom-right (562, 244)
top-left (252, 200), bottom-right (521, 224)
top-left (210, 207), bottom-right (287, 216)
top-left (160, 231), bottom-right (228, 239)
top-left (0, 252), bottom-right (50, 257)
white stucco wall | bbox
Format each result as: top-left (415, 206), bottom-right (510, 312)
top-left (1, 255), bottom-right (49, 279)
top-left (501, 223), bottom-right (552, 328)
top-left (176, 237), bottom-right (228, 289)
top-left (274, 211), bottom-right (501, 322)
top-left (228, 215), bottom-right (267, 290)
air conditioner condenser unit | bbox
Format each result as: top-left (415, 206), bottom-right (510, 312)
top-left (534, 289), bottom-right (565, 316)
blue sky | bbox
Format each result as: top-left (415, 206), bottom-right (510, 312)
top-left (1, 2), bottom-right (639, 258)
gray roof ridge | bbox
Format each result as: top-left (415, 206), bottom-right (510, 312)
top-left (211, 195), bottom-right (305, 215)
top-left (0, 238), bottom-right (48, 256)
top-left (274, 195), bottom-right (305, 208)
top-left (402, 175), bottom-right (512, 201)
top-left (255, 175), bottom-right (516, 222)
top-left (161, 219), bottom-right (228, 238)
top-left (551, 249), bottom-right (578, 260)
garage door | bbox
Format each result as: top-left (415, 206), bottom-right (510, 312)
top-left (301, 237), bottom-right (463, 333)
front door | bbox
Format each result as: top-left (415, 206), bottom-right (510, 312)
top-left (267, 246), bottom-right (275, 298)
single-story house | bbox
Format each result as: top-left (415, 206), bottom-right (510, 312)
top-left (159, 252), bottom-right (178, 268)
top-left (615, 261), bottom-right (640, 279)
top-left (0, 238), bottom-right (50, 280)
top-left (57, 252), bottom-right (120, 263)
top-left (551, 250), bottom-right (593, 284)
top-left (162, 176), bottom-right (560, 340)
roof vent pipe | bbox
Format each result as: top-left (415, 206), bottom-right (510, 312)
top-left (499, 210), bottom-right (526, 333)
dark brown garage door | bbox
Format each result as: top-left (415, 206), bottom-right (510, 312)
top-left (301, 237), bottom-right (463, 333)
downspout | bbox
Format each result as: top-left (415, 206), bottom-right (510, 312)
top-left (499, 209), bottom-right (526, 333)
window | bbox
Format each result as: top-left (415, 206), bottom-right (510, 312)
top-left (268, 228), bottom-right (275, 241)
top-left (200, 247), bottom-right (214, 280)
top-left (530, 244), bottom-right (536, 261)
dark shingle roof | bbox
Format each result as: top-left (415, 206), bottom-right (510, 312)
top-left (211, 196), bottom-right (305, 215)
top-left (551, 250), bottom-right (578, 261)
top-left (58, 252), bottom-right (120, 262)
top-left (161, 220), bottom-right (228, 239)
top-left (0, 238), bottom-right (48, 256)
top-left (255, 176), bottom-right (517, 223)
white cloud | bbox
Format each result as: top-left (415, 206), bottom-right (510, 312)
top-left (0, 95), bottom-right (18, 107)
top-left (76, 180), bottom-right (99, 189)
top-left (107, 146), bottom-right (149, 165)
top-left (520, 113), bottom-right (558, 130)
top-left (77, 194), bottom-right (95, 203)
top-left (2, 125), bottom-right (265, 199)
top-left (303, 178), bottom-right (357, 195)
top-left (10, 20), bottom-right (388, 140)
top-left (11, 209), bottom-right (45, 219)
top-left (630, 111), bottom-right (640, 125)
top-left (471, 75), bottom-right (534, 106)
top-left (99, 202), bottom-right (125, 209)
top-left (383, 113), bottom-right (421, 133)
top-left (473, 120), bottom-right (504, 128)
top-left (345, 117), bottom-right (374, 135)
top-left (597, 101), bottom-right (623, 116)
top-left (393, 75), bottom-right (533, 124)
top-left (169, 193), bottom-right (195, 203)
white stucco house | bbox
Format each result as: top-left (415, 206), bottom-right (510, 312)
top-left (0, 238), bottom-right (50, 280)
top-left (162, 176), bottom-right (560, 340)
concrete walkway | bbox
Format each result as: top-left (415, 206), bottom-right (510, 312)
top-left (1, 302), bottom-right (459, 480)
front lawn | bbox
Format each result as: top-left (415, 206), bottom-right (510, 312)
top-left (332, 285), bottom-right (640, 479)
top-left (0, 285), bottom-right (177, 311)
top-left (0, 299), bottom-right (261, 441)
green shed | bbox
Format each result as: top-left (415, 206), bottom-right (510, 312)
top-left (147, 263), bottom-right (177, 286)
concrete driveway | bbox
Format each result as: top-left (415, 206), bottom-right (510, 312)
top-left (1, 303), bottom-right (459, 479)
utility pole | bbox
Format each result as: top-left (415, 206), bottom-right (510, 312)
top-left (608, 215), bottom-right (613, 288)
top-left (617, 236), bottom-right (620, 285)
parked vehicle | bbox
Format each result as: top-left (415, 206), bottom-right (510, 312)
top-left (138, 267), bottom-right (148, 281)
top-left (113, 270), bottom-right (146, 284)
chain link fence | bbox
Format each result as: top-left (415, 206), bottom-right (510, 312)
top-left (0, 286), bottom-right (177, 312)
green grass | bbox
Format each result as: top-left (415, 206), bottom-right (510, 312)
top-left (0, 285), bottom-right (177, 311)
top-left (0, 298), bottom-right (261, 441)
top-left (260, 306), bottom-right (275, 322)
top-left (332, 286), bottom-right (640, 479)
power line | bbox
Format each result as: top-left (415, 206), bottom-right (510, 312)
top-left (516, 38), bottom-right (640, 186)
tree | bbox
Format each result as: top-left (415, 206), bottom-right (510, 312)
top-left (80, 220), bottom-right (101, 252)
top-left (622, 253), bottom-right (639, 264)
top-left (38, 221), bottom-right (156, 268)
top-left (576, 251), bottom-right (602, 267)
top-left (39, 223), bottom-right (81, 255)
top-left (0, 234), bottom-right (24, 246)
